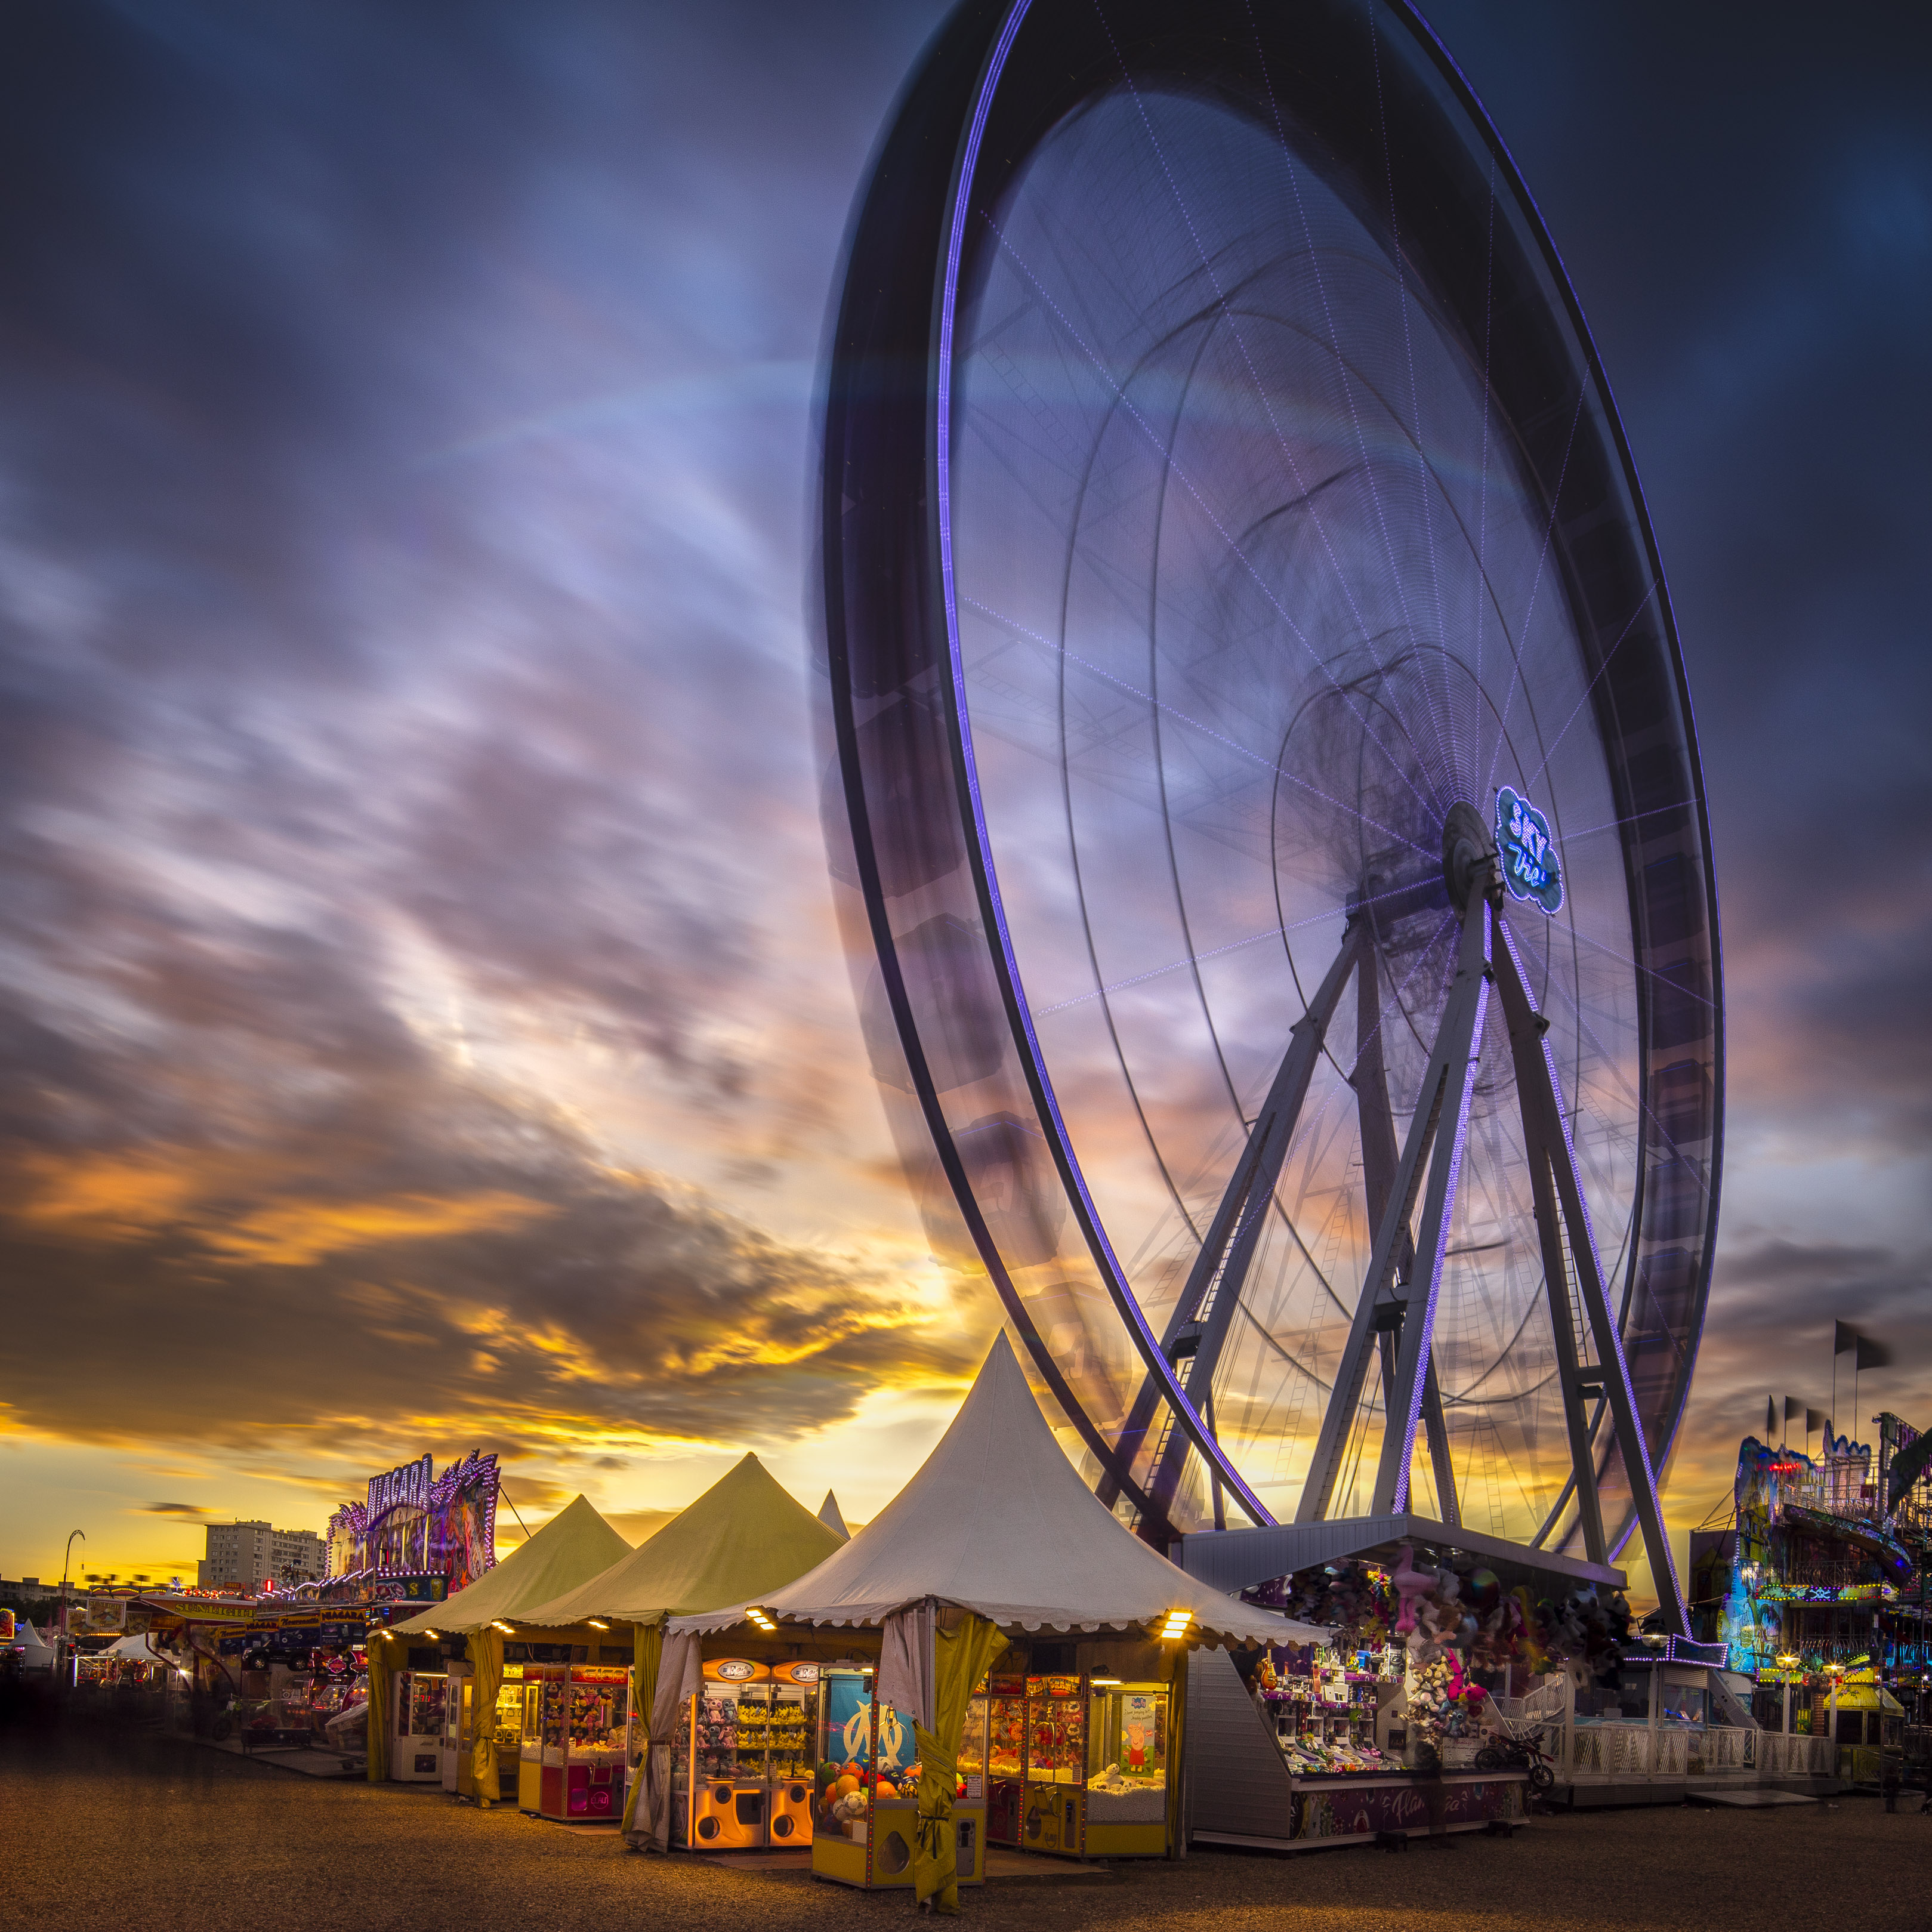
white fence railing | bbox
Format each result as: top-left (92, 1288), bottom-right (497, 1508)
top-left (1759, 1733), bottom-right (1834, 1777)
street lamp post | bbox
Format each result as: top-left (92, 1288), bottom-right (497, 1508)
top-left (59, 1530), bottom-right (85, 1684)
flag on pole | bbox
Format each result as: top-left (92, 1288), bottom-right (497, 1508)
top-left (1766, 1396), bottom-right (1778, 1442)
top-left (1856, 1334), bottom-right (1893, 1371)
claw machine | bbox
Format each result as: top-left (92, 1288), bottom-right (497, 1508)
top-left (1015, 1673), bottom-right (1171, 1859)
top-left (391, 1668), bottom-right (447, 1782)
top-left (768, 1661), bottom-right (819, 1843)
top-left (984, 1671), bottom-right (1026, 1844)
top-left (809, 1664), bottom-right (985, 1890)
top-left (490, 1662), bottom-right (524, 1802)
top-left (677, 1658), bottom-right (771, 1848)
top-left (537, 1662), bottom-right (629, 1820)
top-left (517, 1664), bottom-right (555, 1812)
top-left (442, 1662), bottom-right (470, 1791)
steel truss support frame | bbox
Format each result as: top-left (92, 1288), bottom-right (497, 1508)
top-left (1108, 825), bottom-right (1689, 1637)
top-left (1298, 885), bottom-right (1491, 1524)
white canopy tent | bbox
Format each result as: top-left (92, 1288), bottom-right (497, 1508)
top-left (11, 1620), bottom-right (57, 1670)
top-left (672, 1333), bottom-right (1326, 1647)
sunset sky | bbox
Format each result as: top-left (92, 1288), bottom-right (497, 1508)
top-left (1, 0), bottom-right (1927, 1598)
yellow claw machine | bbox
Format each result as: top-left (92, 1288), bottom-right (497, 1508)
top-left (487, 1662), bottom-right (523, 1801)
top-left (809, 1664), bottom-right (986, 1890)
top-left (517, 1664), bottom-right (555, 1813)
top-left (1019, 1673), bottom-right (1171, 1859)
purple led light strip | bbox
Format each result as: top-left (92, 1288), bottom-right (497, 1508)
top-left (935, 0), bottom-right (1271, 1529)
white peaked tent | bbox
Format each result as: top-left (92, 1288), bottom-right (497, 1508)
top-left (99, 1632), bottom-right (169, 1665)
top-left (817, 1490), bottom-right (850, 1540)
top-left (675, 1332), bottom-right (1323, 1646)
top-left (13, 1620), bottom-right (56, 1669)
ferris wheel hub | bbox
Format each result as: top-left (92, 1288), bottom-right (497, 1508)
top-left (1442, 803), bottom-right (1503, 914)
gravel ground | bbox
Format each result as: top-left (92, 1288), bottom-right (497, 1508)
top-left (3, 1715), bottom-right (1927, 1932)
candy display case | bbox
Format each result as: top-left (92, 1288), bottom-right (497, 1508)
top-left (810, 1665), bottom-right (985, 1890)
top-left (538, 1664), bottom-right (629, 1820)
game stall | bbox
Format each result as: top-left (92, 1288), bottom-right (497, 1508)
top-left (385, 1493), bottom-right (632, 1802)
top-left (667, 1336), bottom-right (1322, 1908)
top-left (514, 1452), bottom-right (844, 1844)
top-left (1182, 1539), bottom-right (1641, 1847)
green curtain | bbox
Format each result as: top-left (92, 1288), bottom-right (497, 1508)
top-left (912, 1615), bottom-right (1010, 1915)
top-left (468, 1627), bottom-right (504, 1807)
top-left (619, 1620), bottom-right (663, 1839)
top-left (1163, 1645), bottom-right (1189, 1858)
top-left (365, 1634), bottom-right (396, 1783)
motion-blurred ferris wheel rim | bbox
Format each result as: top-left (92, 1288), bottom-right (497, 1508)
top-left (817, 0), bottom-right (1722, 1569)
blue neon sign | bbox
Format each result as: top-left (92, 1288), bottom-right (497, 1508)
top-left (1495, 787), bottom-right (1563, 915)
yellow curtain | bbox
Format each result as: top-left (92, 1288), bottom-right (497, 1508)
top-left (365, 1634), bottom-right (396, 1783)
top-left (912, 1615), bottom-right (1009, 1915)
top-left (468, 1627), bottom-right (504, 1807)
top-left (619, 1620), bottom-right (663, 1838)
top-left (1163, 1644), bottom-right (1189, 1858)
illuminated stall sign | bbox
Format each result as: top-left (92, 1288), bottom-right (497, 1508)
top-left (1494, 787), bottom-right (1563, 915)
top-left (326, 1449), bottom-right (499, 1592)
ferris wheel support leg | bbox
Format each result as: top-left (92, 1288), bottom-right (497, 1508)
top-left (1105, 922), bottom-right (1362, 1520)
top-left (1491, 920), bottom-right (1688, 1635)
top-left (1369, 895), bottom-right (1492, 1517)
top-left (1145, 926), bottom-right (1362, 1515)
top-left (1358, 950), bottom-right (1458, 1529)
top-left (1297, 891), bottom-right (1490, 1523)
top-left (1501, 980), bottom-right (1610, 1567)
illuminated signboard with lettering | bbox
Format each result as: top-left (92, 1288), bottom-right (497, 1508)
top-left (1494, 786), bottom-right (1564, 915)
top-left (326, 1449), bottom-right (499, 1593)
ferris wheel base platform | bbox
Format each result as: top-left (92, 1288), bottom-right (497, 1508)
top-left (1174, 1513), bottom-right (1627, 1604)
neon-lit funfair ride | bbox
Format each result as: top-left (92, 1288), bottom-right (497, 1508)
top-left (817, 0), bottom-right (1721, 1630)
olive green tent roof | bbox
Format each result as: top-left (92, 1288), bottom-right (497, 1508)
top-left (516, 1453), bottom-right (842, 1627)
top-left (389, 1494), bottom-right (630, 1635)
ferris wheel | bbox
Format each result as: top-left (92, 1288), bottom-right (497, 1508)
top-left (817, 0), bottom-right (1720, 1628)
